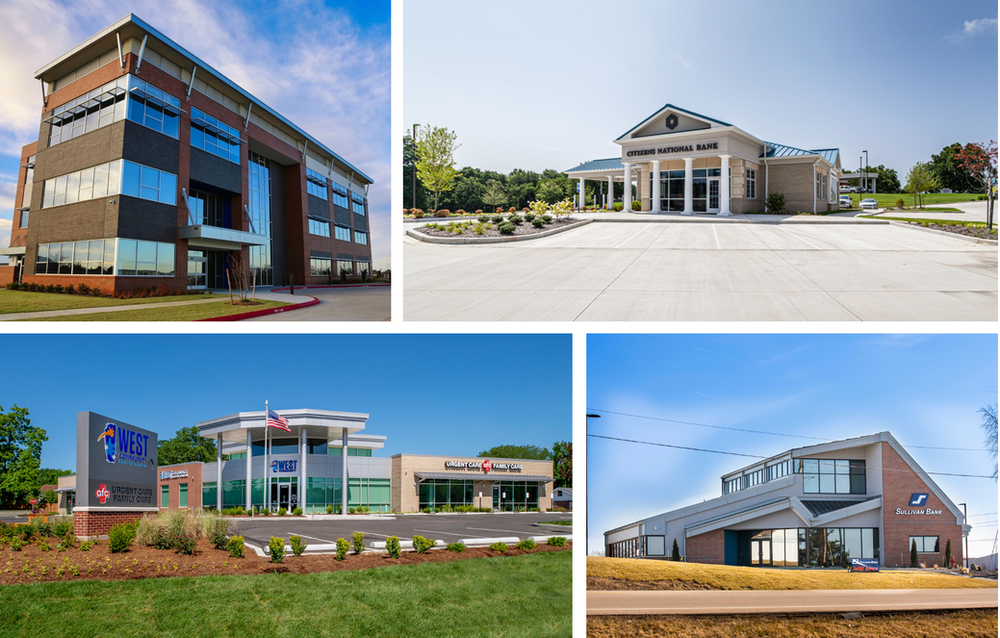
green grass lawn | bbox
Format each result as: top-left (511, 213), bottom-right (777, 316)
top-left (0, 290), bottom-right (225, 314)
top-left (839, 192), bottom-right (984, 208)
top-left (0, 552), bottom-right (570, 638)
top-left (22, 299), bottom-right (291, 321)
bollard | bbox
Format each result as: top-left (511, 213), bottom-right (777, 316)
top-left (289, 273), bottom-right (294, 295)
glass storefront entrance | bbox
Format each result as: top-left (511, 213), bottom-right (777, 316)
top-left (187, 250), bottom-right (207, 290)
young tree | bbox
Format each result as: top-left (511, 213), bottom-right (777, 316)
top-left (910, 538), bottom-right (919, 568)
top-left (158, 426), bottom-right (219, 465)
top-left (551, 441), bottom-right (571, 488)
top-left (944, 538), bottom-right (953, 568)
top-left (904, 162), bottom-right (939, 208)
top-left (980, 403), bottom-right (998, 481)
top-left (955, 140), bottom-right (997, 229)
top-left (481, 179), bottom-right (507, 211)
top-left (402, 133), bottom-right (427, 211)
top-left (0, 405), bottom-right (47, 509)
top-left (415, 125), bottom-right (460, 213)
top-left (478, 444), bottom-right (550, 460)
top-left (671, 538), bottom-right (681, 561)
top-left (536, 179), bottom-right (566, 204)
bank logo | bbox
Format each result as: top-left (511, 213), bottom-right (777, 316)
top-left (482, 459), bottom-right (492, 473)
top-left (665, 114), bottom-right (678, 130)
top-left (271, 460), bottom-right (297, 473)
top-left (96, 423), bottom-right (116, 464)
top-left (909, 493), bottom-right (929, 506)
top-left (96, 484), bottom-right (109, 504)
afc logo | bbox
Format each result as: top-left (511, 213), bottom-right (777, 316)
top-left (909, 493), bottom-right (929, 506)
top-left (96, 484), bottom-right (110, 504)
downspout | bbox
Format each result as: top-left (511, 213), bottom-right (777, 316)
top-left (812, 159), bottom-right (819, 214)
top-left (763, 145), bottom-right (769, 212)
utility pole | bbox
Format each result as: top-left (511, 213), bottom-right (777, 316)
top-left (411, 124), bottom-right (419, 210)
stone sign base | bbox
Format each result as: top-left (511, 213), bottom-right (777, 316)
top-left (73, 507), bottom-right (159, 539)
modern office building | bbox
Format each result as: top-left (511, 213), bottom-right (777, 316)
top-left (604, 432), bottom-right (970, 568)
top-left (57, 408), bottom-right (556, 515)
top-left (0, 14), bottom-right (374, 294)
top-left (565, 104), bottom-right (841, 215)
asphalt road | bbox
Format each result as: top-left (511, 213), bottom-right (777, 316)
top-left (405, 220), bottom-right (997, 321)
top-left (230, 511), bottom-right (573, 549)
top-left (247, 286), bottom-right (390, 321)
top-left (587, 588), bottom-right (1000, 615)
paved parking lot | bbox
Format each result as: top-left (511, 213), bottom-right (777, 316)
top-left (230, 511), bottom-right (573, 549)
top-left (247, 286), bottom-right (390, 321)
top-left (404, 221), bottom-right (997, 321)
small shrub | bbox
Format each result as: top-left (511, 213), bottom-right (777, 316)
top-left (80, 540), bottom-right (93, 552)
top-left (352, 531), bottom-right (364, 554)
top-left (261, 508), bottom-right (270, 516)
top-left (348, 507), bottom-right (356, 514)
top-left (17, 526), bottom-right (35, 542)
top-left (612, 202), bottom-right (625, 212)
top-left (336, 537), bottom-right (349, 561)
top-left (435, 209), bottom-right (450, 217)
top-left (108, 522), bottom-right (137, 553)
top-left (548, 536), bottom-right (567, 547)
top-left (447, 542), bottom-right (466, 553)
top-left (631, 199), bottom-right (641, 211)
top-left (455, 209), bottom-right (466, 216)
top-left (292, 507), bottom-right (302, 516)
top-left (895, 198), bottom-right (906, 209)
top-left (508, 214), bottom-right (522, 224)
top-left (475, 209), bottom-right (483, 214)
top-left (508, 207), bottom-right (516, 213)
top-left (385, 535), bottom-right (401, 558)
top-left (766, 192), bottom-right (786, 214)
top-left (516, 539), bottom-right (536, 550)
top-left (228, 535), bottom-right (245, 558)
top-left (523, 212), bottom-right (535, 222)
top-left (489, 542), bottom-right (508, 552)
top-left (269, 536), bottom-right (286, 563)
top-left (542, 214), bottom-right (553, 222)
top-left (532, 217), bottom-right (545, 228)
top-left (172, 532), bottom-right (197, 555)
top-left (10, 538), bottom-right (23, 551)
top-left (54, 521), bottom-right (72, 536)
top-left (326, 504), bottom-right (334, 514)
top-left (290, 535), bottom-right (307, 557)
top-left (204, 515), bottom-right (230, 550)
top-left (413, 535), bottom-right (436, 554)
top-left (412, 209), bottom-right (424, 218)
top-left (498, 222), bottom-right (516, 235)
top-left (278, 507), bottom-right (287, 517)
top-left (78, 283), bottom-right (91, 295)
top-left (65, 284), bottom-right (75, 294)
top-left (38, 541), bottom-right (51, 552)
top-left (478, 215), bottom-right (490, 223)
top-left (490, 214), bottom-right (503, 224)
top-left (672, 538), bottom-right (681, 561)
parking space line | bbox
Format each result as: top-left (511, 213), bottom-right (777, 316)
top-left (774, 225), bottom-right (823, 249)
top-left (615, 224), bottom-right (652, 249)
top-left (712, 224), bottom-right (721, 249)
top-left (291, 533), bottom-right (339, 544)
top-left (413, 528), bottom-right (471, 537)
top-left (467, 526), bottom-right (531, 535)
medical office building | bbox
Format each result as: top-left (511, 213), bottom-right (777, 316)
top-left (1, 13), bottom-right (374, 293)
top-left (604, 432), bottom-right (970, 568)
top-left (565, 103), bottom-right (842, 215)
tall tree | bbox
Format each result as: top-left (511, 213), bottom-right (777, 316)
top-left (904, 162), bottom-right (939, 208)
top-left (158, 426), bottom-right (219, 466)
top-left (478, 444), bottom-right (550, 460)
top-left (415, 125), bottom-right (460, 212)
top-left (955, 140), bottom-right (997, 228)
top-left (981, 403), bottom-right (998, 481)
top-left (481, 179), bottom-right (507, 212)
top-left (536, 179), bottom-right (566, 204)
top-left (0, 405), bottom-right (46, 508)
top-left (930, 143), bottom-right (981, 192)
top-left (37, 468), bottom-right (72, 487)
top-left (551, 440), bottom-right (571, 488)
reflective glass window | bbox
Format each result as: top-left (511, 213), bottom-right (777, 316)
top-left (332, 183), bottom-right (349, 208)
top-left (335, 226), bottom-right (351, 241)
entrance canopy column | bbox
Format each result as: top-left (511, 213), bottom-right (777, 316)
top-left (718, 154), bottom-right (732, 216)
top-left (578, 176), bottom-right (585, 210)
top-left (341, 427), bottom-right (348, 515)
top-left (651, 160), bottom-right (661, 213)
top-left (622, 162), bottom-right (632, 211)
top-left (300, 427), bottom-right (306, 513)
top-left (245, 429), bottom-right (252, 511)
top-left (217, 433), bottom-right (222, 511)
top-left (682, 157), bottom-right (694, 215)
top-left (606, 175), bottom-right (613, 209)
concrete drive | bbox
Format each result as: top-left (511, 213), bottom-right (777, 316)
top-left (404, 222), bottom-right (997, 321)
top-left (587, 588), bottom-right (1000, 615)
top-left (231, 511), bottom-right (572, 549)
top-left (245, 286), bottom-right (390, 321)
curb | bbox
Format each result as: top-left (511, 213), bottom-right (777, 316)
top-left (586, 216), bottom-right (889, 225)
top-left (271, 283), bottom-right (390, 292)
top-left (406, 218), bottom-right (592, 244)
top-left (885, 220), bottom-right (998, 245)
top-left (197, 295), bottom-right (319, 322)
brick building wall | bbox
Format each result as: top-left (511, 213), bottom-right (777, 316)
top-left (74, 509), bottom-right (153, 538)
top-left (685, 528), bottom-right (725, 565)
top-left (881, 442), bottom-right (963, 567)
top-left (157, 462), bottom-right (203, 511)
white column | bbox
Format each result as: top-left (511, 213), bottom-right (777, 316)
top-left (300, 427), bottom-right (306, 513)
top-left (216, 434), bottom-right (223, 511)
top-left (341, 427), bottom-right (348, 515)
top-left (718, 154), bottom-right (732, 216)
top-left (682, 157), bottom-right (694, 215)
top-left (622, 162), bottom-right (632, 211)
top-left (578, 177), bottom-right (585, 210)
top-left (245, 429), bottom-right (252, 511)
top-left (606, 175), bottom-right (613, 209)
top-left (650, 160), bottom-right (661, 213)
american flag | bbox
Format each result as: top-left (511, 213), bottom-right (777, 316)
top-left (266, 409), bottom-right (291, 432)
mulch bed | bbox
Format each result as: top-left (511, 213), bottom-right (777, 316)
top-left (588, 576), bottom-right (719, 591)
top-left (0, 538), bottom-right (571, 585)
top-left (908, 222), bottom-right (997, 240)
top-left (415, 218), bottom-right (578, 238)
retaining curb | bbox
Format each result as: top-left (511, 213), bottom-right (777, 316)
top-left (406, 218), bottom-right (592, 244)
top-left (886, 220), bottom-right (998, 245)
top-left (197, 295), bottom-right (319, 321)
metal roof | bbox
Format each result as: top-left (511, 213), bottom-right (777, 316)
top-left (617, 104), bottom-right (733, 141)
top-left (564, 158), bottom-right (624, 174)
top-left (765, 142), bottom-right (839, 165)
top-left (800, 499), bottom-right (869, 517)
top-left (35, 13), bottom-right (373, 184)
top-left (414, 471), bottom-right (554, 483)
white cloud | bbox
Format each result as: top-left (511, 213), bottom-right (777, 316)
top-left (963, 17), bottom-right (998, 36)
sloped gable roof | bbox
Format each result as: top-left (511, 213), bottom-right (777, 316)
top-left (617, 104), bottom-right (732, 141)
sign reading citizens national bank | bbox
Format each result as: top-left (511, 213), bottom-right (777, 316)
top-left (76, 411), bottom-right (158, 509)
top-left (626, 142), bottom-right (720, 158)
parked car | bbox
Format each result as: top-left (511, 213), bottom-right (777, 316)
top-left (860, 198), bottom-right (879, 210)
top-left (839, 195), bottom-right (853, 208)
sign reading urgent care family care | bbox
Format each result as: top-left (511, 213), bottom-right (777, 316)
top-left (76, 411), bottom-right (157, 509)
top-left (444, 459), bottom-right (523, 473)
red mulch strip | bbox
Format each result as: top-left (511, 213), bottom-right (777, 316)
top-left (0, 538), bottom-right (571, 585)
top-left (587, 576), bottom-right (720, 591)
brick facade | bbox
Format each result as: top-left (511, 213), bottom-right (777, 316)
top-left (685, 528), bottom-right (725, 565)
top-left (881, 442), bottom-right (963, 567)
top-left (157, 462), bottom-right (203, 511)
top-left (74, 509), bottom-right (152, 539)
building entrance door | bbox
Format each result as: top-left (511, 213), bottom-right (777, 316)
top-left (187, 250), bottom-right (207, 290)
top-left (708, 178), bottom-right (720, 212)
top-left (750, 531), bottom-right (772, 566)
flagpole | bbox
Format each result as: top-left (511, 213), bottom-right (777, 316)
top-left (265, 399), bottom-right (269, 512)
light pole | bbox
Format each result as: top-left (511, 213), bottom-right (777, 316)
top-left (863, 150), bottom-right (869, 194)
top-left (411, 124), bottom-right (419, 210)
top-left (960, 502), bottom-right (968, 568)
top-left (586, 413), bottom-right (600, 556)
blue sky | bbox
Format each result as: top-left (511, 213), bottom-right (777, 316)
top-left (405, 0), bottom-right (998, 178)
top-left (7, 333), bottom-right (570, 471)
top-left (588, 334), bottom-right (999, 559)
top-left (0, 0), bottom-right (390, 268)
